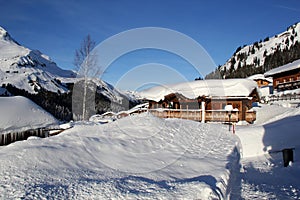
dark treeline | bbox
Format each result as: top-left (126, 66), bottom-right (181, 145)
top-left (2, 82), bottom-right (138, 121)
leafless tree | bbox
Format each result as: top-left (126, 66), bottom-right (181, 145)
top-left (73, 35), bottom-right (102, 121)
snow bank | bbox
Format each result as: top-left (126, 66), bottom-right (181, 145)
top-left (0, 96), bottom-right (58, 134)
top-left (236, 104), bottom-right (300, 158)
top-left (0, 113), bottom-right (239, 199)
top-left (139, 79), bottom-right (258, 101)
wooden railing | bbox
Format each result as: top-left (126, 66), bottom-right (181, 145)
top-left (269, 93), bottom-right (300, 102)
top-left (205, 110), bottom-right (239, 122)
top-left (148, 109), bottom-right (241, 123)
top-left (149, 109), bottom-right (202, 121)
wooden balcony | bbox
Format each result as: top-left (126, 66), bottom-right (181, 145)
top-left (276, 80), bottom-right (300, 91)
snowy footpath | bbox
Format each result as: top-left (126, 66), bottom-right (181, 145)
top-left (235, 104), bottom-right (300, 199)
top-left (0, 102), bottom-right (300, 199)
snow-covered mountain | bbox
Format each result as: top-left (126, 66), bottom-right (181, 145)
top-left (0, 26), bottom-right (138, 120)
top-left (0, 26), bottom-right (75, 93)
top-left (206, 22), bottom-right (300, 79)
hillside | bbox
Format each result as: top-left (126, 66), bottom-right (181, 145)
top-left (206, 22), bottom-right (300, 79)
top-left (0, 26), bottom-right (137, 120)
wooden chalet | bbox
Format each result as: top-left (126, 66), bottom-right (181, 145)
top-left (265, 59), bottom-right (300, 93)
top-left (141, 79), bottom-right (259, 124)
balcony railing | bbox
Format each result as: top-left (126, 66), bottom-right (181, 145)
top-left (147, 109), bottom-right (246, 123)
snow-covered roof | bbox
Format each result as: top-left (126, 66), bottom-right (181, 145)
top-left (264, 59), bottom-right (300, 77)
top-left (139, 79), bottom-right (258, 102)
top-left (101, 111), bottom-right (116, 116)
top-left (0, 96), bottom-right (58, 134)
top-left (247, 74), bottom-right (272, 83)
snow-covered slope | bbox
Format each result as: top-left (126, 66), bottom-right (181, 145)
top-left (0, 96), bottom-right (58, 134)
top-left (226, 23), bottom-right (299, 72)
top-left (206, 22), bottom-right (300, 79)
top-left (0, 26), bottom-right (75, 93)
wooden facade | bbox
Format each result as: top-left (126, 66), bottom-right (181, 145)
top-left (147, 90), bottom-right (258, 123)
top-left (266, 67), bottom-right (300, 92)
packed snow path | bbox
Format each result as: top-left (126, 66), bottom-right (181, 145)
top-left (240, 154), bottom-right (300, 199)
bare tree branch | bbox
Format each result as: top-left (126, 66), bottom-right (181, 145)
top-left (73, 34), bottom-right (102, 120)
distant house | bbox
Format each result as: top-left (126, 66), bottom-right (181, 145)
top-left (247, 74), bottom-right (273, 100)
top-left (264, 59), bottom-right (300, 93)
top-left (139, 79), bottom-right (259, 123)
top-left (247, 74), bottom-right (272, 88)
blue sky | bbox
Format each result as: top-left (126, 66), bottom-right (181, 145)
top-left (1, 0), bottom-right (300, 90)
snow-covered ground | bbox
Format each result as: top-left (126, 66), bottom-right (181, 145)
top-left (0, 113), bottom-right (240, 199)
top-left (0, 101), bottom-right (300, 199)
top-left (0, 96), bottom-right (58, 134)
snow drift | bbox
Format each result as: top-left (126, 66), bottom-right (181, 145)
top-left (0, 113), bottom-right (240, 199)
top-left (236, 104), bottom-right (300, 158)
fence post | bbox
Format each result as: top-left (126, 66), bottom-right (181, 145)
top-left (201, 101), bottom-right (205, 123)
